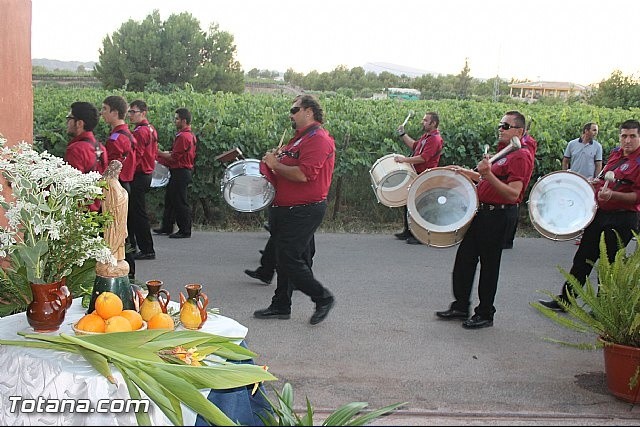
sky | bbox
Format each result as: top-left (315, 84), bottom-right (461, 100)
top-left (31, 0), bottom-right (640, 86)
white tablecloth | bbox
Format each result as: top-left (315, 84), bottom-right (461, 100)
top-left (0, 298), bottom-right (248, 426)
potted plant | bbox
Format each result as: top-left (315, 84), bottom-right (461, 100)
top-left (0, 138), bottom-right (114, 329)
top-left (531, 232), bottom-right (640, 403)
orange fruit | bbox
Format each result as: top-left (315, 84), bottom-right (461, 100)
top-left (147, 313), bottom-right (175, 330)
top-left (95, 292), bottom-right (123, 319)
top-left (76, 313), bottom-right (106, 333)
top-left (104, 315), bottom-right (133, 333)
top-left (120, 309), bottom-right (143, 330)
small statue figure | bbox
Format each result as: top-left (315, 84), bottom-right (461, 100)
top-left (96, 160), bottom-right (130, 278)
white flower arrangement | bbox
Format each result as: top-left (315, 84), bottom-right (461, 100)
top-left (0, 138), bottom-right (115, 285)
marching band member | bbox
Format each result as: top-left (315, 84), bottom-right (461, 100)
top-left (394, 112), bottom-right (444, 244)
top-left (254, 95), bottom-right (336, 325)
top-left (539, 119), bottom-right (640, 311)
top-left (436, 111), bottom-right (534, 329)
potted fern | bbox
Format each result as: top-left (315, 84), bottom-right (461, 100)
top-left (531, 232), bottom-right (640, 403)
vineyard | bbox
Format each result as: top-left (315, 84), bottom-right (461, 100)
top-left (33, 85), bottom-right (640, 231)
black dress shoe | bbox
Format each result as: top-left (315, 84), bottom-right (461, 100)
top-left (462, 314), bottom-right (493, 329)
top-left (394, 231), bottom-right (410, 240)
top-left (169, 232), bottom-right (191, 239)
top-left (310, 297), bottom-right (335, 325)
top-left (244, 269), bottom-right (272, 285)
top-left (153, 228), bottom-right (171, 235)
top-left (134, 251), bottom-right (156, 260)
top-left (538, 299), bottom-right (566, 312)
top-left (263, 223), bottom-right (271, 232)
top-left (406, 236), bottom-right (422, 245)
top-left (259, 250), bottom-right (264, 255)
top-left (436, 308), bottom-right (469, 320)
top-left (253, 306), bottom-right (290, 319)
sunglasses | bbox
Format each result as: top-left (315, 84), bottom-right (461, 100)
top-left (290, 106), bottom-right (302, 115)
top-left (497, 122), bottom-right (522, 130)
top-left (128, 109), bottom-right (142, 114)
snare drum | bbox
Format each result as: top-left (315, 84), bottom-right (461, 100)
top-left (150, 161), bottom-right (170, 188)
top-left (221, 159), bottom-right (275, 212)
top-left (406, 168), bottom-right (478, 247)
top-left (527, 170), bottom-right (597, 241)
top-left (369, 154), bottom-right (417, 207)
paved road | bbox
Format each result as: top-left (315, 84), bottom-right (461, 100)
top-left (136, 231), bottom-right (640, 425)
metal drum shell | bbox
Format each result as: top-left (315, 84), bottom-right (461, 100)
top-left (527, 170), bottom-right (597, 241)
top-left (406, 167), bottom-right (478, 248)
top-left (221, 159), bottom-right (275, 213)
top-left (150, 161), bottom-right (170, 188)
top-left (369, 153), bottom-right (417, 207)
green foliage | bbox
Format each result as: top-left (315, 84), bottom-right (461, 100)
top-left (259, 382), bottom-right (405, 426)
top-left (588, 70), bottom-right (640, 109)
top-left (531, 232), bottom-right (640, 348)
top-left (94, 10), bottom-right (243, 93)
top-left (33, 86), bottom-right (640, 229)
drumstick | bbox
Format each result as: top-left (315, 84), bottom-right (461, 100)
top-left (483, 144), bottom-right (490, 156)
top-left (602, 171), bottom-right (615, 190)
top-left (473, 137), bottom-right (521, 171)
top-left (401, 110), bottom-right (414, 128)
top-left (276, 129), bottom-right (287, 151)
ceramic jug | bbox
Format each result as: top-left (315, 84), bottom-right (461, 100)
top-left (179, 283), bottom-right (208, 330)
top-left (139, 280), bottom-right (170, 322)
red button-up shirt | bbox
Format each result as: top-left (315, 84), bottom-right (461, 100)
top-left (595, 146), bottom-right (640, 212)
top-left (132, 120), bottom-right (158, 174)
top-left (411, 129), bottom-right (443, 174)
top-left (106, 124), bottom-right (137, 182)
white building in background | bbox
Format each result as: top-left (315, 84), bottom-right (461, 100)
top-left (508, 81), bottom-right (587, 101)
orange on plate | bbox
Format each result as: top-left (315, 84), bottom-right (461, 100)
top-left (104, 315), bottom-right (133, 333)
top-left (75, 313), bottom-right (106, 333)
top-left (120, 309), bottom-right (144, 330)
top-left (95, 291), bottom-right (123, 320)
top-left (147, 312), bottom-right (175, 330)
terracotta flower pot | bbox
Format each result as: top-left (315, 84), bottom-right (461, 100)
top-left (601, 339), bottom-right (640, 403)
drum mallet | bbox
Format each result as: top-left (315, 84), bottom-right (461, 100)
top-left (474, 137), bottom-right (521, 171)
top-left (602, 171), bottom-right (615, 191)
top-left (401, 110), bottom-right (414, 127)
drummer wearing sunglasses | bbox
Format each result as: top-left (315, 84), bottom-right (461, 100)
top-left (254, 95), bottom-right (336, 325)
top-left (436, 111), bottom-right (534, 329)
top-left (539, 119), bottom-right (640, 312)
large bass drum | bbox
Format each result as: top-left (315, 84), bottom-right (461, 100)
top-left (221, 159), bottom-right (275, 212)
top-left (527, 170), bottom-right (597, 241)
top-left (406, 168), bottom-right (478, 247)
top-left (369, 154), bottom-right (417, 207)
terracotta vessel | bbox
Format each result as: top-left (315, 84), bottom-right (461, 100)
top-left (26, 278), bottom-right (72, 333)
top-left (602, 339), bottom-right (640, 403)
top-left (139, 280), bottom-right (170, 322)
top-left (179, 284), bottom-right (208, 330)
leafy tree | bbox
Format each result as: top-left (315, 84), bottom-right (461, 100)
top-left (588, 70), bottom-right (640, 109)
top-left (455, 58), bottom-right (474, 99)
top-left (95, 10), bottom-right (243, 93)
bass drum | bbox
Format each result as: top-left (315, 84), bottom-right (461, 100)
top-left (369, 154), bottom-right (417, 207)
top-left (527, 170), bottom-right (597, 241)
top-left (221, 159), bottom-right (275, 212)
top-left (407, 168), bottom-right (478, 248)
top-left (150, 161), bottom-right (170, 188)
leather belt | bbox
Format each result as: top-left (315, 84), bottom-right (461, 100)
top-left (273, 200), bottom-right (326, 209)
top-left (478, 203), bottom-right (517, 211)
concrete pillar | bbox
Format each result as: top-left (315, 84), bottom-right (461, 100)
top-left (0, 0), bottom-right (32, 146)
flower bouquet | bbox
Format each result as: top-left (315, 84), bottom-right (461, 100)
top-left (0, 138), bottom-right (114, 316)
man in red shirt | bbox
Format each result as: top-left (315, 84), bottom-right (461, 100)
top-left (101, 95), bottom-right (137, 279)
top-left (254, 95), bottom-right (336, 325)
top-left (436, 111), bottom-right (534, 329)
top-left (128, 100), bottom-right (158, 260)
top-left (539, 119), bottom-right (640, 311)
top-left (64, 101), bottom-right (108, 212)
top-left (155, 108), bottom-right (197, 239)
top-left (394, 112), bottom-right (444, 244)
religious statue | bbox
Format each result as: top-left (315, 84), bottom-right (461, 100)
top-left (96, 160), bottom-right (130, 278)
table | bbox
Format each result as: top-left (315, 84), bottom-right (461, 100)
top-left (0, 299), bottom-right (269, 426)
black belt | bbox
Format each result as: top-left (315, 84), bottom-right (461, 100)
top-left (273, 200), bottom-right (326, 209)
top-left (478, 203), bottom-right (518, 211)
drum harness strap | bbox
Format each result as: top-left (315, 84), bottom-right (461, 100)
top-left (78, 137), bottom-right (104, 172)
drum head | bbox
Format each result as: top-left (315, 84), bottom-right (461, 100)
top-left (221, 159), bottom-right (275, 212)
top-left (150, 162), bottom-right (170, 188)
top-left (528, 170), bottom-right (597, 241)
top-left (406, 168), bottom-right (478, 247)
top-left (369, 154), bottom-right (417, 207)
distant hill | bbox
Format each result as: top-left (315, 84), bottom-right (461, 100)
top-left (363, 62), bottom-right (439, 78)
top-left (32, 58), bottom-right (96, 71)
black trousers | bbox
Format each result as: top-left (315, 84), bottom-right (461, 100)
top-left (561, 210), bottom-right (638, 299)
top-left (128, 172), bottom-right (154, 254)
top-left (450, 206), bottom-right (518, 318)
top-left (269, 202), bottom-right (331, 311)
top-left (160, 168), bottom-right (192, 234)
